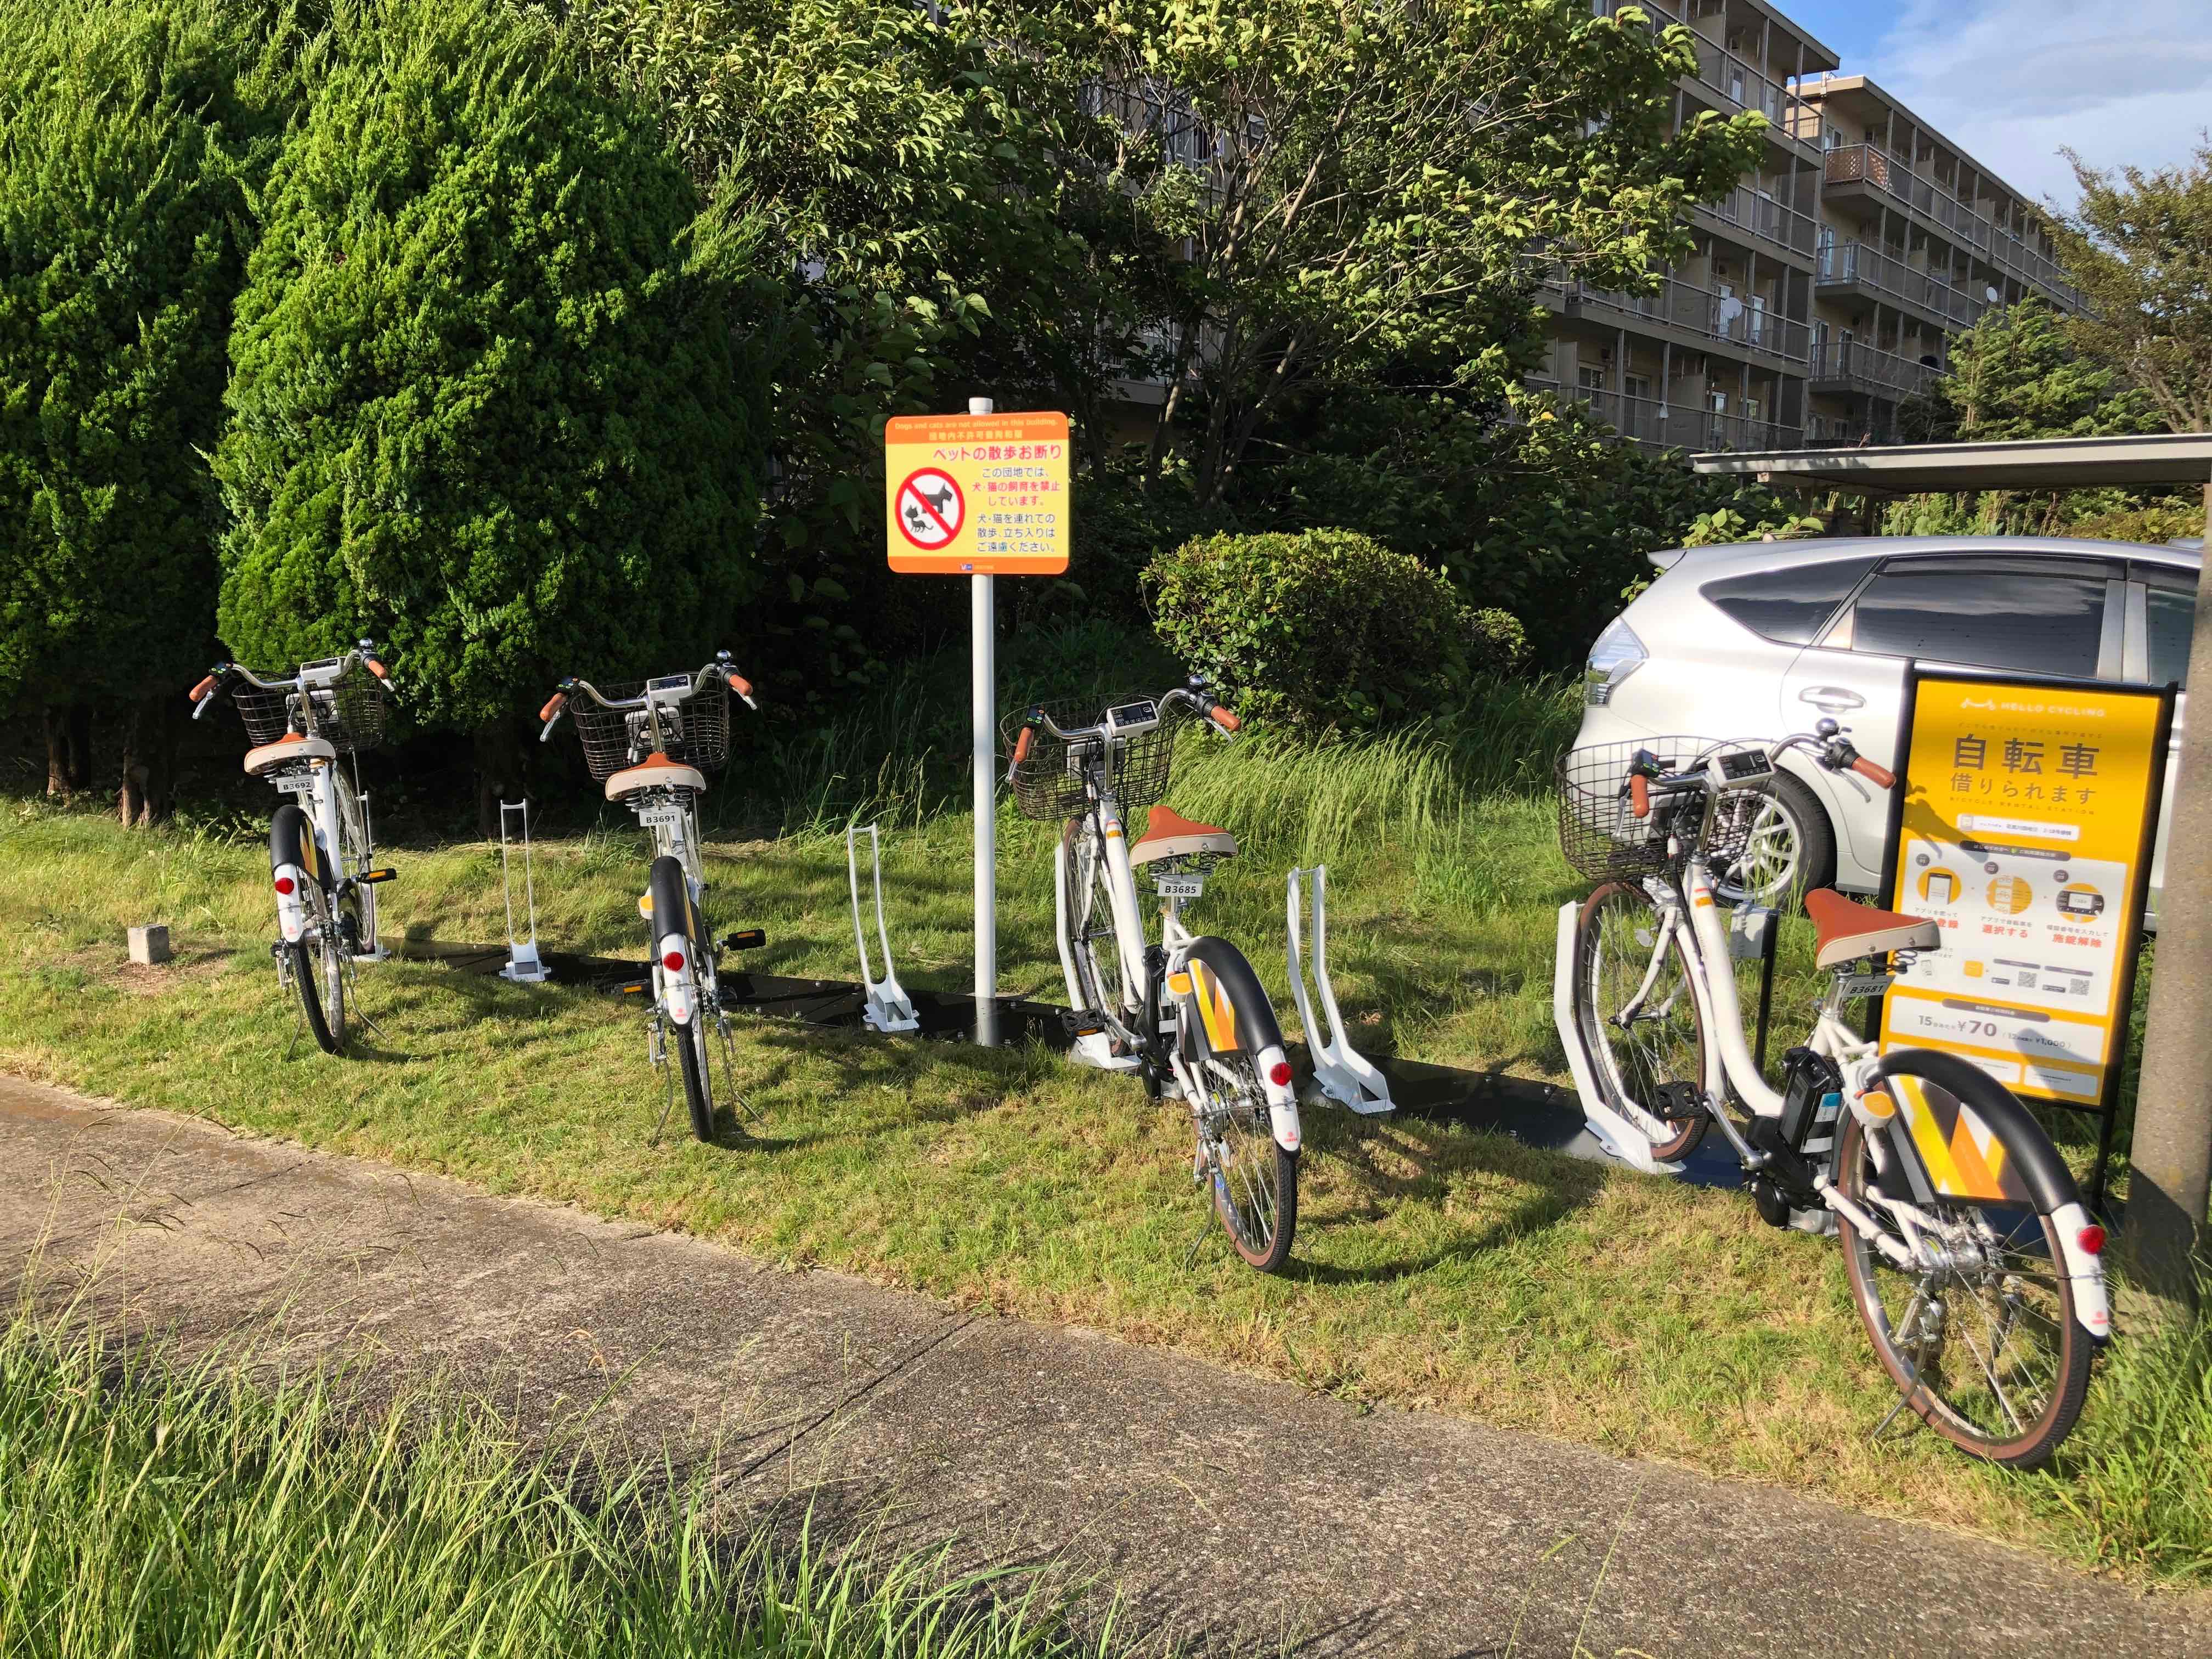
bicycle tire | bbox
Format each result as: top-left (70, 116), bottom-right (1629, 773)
top-left (1178, 939), bottom-right (1297, 1273)
top-left (290, 884), bottom-right (345, 1055)
top-left (1835, 1053), bottom-right (2093, 1468)
top-left (1573, 881), bottom-right (1708, 1161)
top-left (676, 1015), bottom-right (714, 1143)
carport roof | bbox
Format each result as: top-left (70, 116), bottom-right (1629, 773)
top-left (1692, 433), bottom-right (2212, 494)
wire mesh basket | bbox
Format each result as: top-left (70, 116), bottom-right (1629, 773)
top-left (568, 677), bottom-right (730, 782)
top-left (230, 662), bottom-right (389, 754)
top-left (1556, 735), bottom-right (1767, 883)
top-left (1001, 694), bottom-right (1185, 822)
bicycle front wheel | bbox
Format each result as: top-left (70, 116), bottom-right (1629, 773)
top-left (1835, 1053), bottom-right (2093, 1468)
top-left (1573, 881), bottom-right (1707, 1161)
top-left (1062, 817), bottom-right (1135, 1029)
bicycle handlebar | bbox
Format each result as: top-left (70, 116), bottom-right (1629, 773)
top-left (540, 657), bottom-right (755, 744)
top-left (188, 645), bottom-right (392, 718)
top-left (1628, 729), bottom-right (1895, 821)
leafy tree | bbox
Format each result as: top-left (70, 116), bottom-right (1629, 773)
top-left (212, 0), bottom-right (769, 830)
top-left (1060, 0), bottom-right (1767, 504)
top-left (2052, 137), bottom-right (2212, 530)
top-left (1899, 298), bottom-right (2158, 444)
top-left (0, 0), bottom-right (302, 820)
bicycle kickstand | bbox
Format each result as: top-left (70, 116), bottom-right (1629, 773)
top-left (847, 822), bottom-right (919, 1034)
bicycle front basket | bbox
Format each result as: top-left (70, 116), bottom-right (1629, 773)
top-left (319, 663), bottom-right (389, 754)
top-left (568, 678), bottom-right (731, 783)
top-left (1556, 735), bottom-right (1718, 882)
top-left (1001, 693), bottom-right (1184, 823)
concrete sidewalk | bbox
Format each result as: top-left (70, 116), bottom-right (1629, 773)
top-left (1, 1073), bottom-right (2198, 1658)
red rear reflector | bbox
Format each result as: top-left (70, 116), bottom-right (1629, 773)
top-left (662, 950), bottom-right (686, 972)
top-left (1267, 1060), bottom-right (1293, 1087)
top-left (273, 876), bottom-right (295, 895)
top-left (2077, 1224), bottom-right (2106, 1256)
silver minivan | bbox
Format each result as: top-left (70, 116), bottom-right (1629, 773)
top-left (1574, 535), bottom-right (2197, 914)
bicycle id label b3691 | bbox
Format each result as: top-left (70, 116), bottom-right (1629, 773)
top-left (635, 804), bottom-right (686, 833)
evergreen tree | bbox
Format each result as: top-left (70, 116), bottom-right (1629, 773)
top-left (212, 0), bottom-right (770, 828)
top-left (0, 0), bottom-right (301, 820)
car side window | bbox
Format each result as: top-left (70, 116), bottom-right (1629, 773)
top-left (1699, 556), bottom-right (1877, 645)
top-left (1848, 556), bottom-right (2116, 678)
top-left (2141, 567), bottom-right (2196, 689)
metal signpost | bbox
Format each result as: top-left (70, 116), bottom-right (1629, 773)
top-left (883, 400), bottom-right (1071, 1042)
top-left (1874, 667), bottom-right (2174, 1209)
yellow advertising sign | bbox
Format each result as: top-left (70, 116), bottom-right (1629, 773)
top-left (884, 411), bottom-right (1070, 575)
top-left (1878, 673), bottom-right (2168, 1108)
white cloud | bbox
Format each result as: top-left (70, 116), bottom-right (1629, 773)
top-left (1855, 0), bottom-right (2210, 211)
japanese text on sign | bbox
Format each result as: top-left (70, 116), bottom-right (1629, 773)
top-left (884, 411), bottom-right (1070, 574)
top-left (1879, 674), bottom-right (2165, 1108)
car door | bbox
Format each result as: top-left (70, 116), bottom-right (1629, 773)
top-left (2125, 558), bottom-right (2196, 924)
top-left (1780, 552), bottom-right (2125, 893)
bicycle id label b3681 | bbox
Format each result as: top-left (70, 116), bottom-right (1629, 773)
top-left (1838, 973), bottom-right (1894, 1002)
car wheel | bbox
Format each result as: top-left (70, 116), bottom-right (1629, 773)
top-left (1715, 771), bottom-right (1835, 909)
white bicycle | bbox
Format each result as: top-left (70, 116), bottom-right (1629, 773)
top-left (1559, 723), bottom-right (2109, 1468)
top-left (189, 644), bottom-right (398, 1055)
top-left (540, 654), bottom-right (761, 1143)
top-left (1006, 678), bottom-right (1304, 1272)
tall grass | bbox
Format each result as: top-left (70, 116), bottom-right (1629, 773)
top-left (0, 1306), bottom-right (1124, 1658)
top-left (2039, 1277), bottom-right (2212, 1583)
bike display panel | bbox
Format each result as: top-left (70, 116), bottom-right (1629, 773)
top-left (1876, 669), bottom-right (2171, 1129)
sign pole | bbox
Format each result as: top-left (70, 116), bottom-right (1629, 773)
top-left (968, 397), bottom-right (998, 1045)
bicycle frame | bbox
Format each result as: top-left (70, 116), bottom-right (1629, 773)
top-left (1607, 847), bottom-right (2108, 1336)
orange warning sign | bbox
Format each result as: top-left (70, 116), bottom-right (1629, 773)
top-left (884, 411), bottom-right (1069, 574)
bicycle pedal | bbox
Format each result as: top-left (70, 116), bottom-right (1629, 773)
top-left (721, 929), bottom-right (766, 952)
top-left (1060, 1008), bottom-right (1108, 1039)
top-left (358, 867), bottom-right (397, 885)
top-left (1651, 1080), bottom-right (1704, 1121)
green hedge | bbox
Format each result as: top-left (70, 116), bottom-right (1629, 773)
top-left (1144, 528), bottom-right (1522, 732)
top-left (211, 0), bottom-right (769, 735)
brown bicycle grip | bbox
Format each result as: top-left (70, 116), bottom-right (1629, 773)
top-left (188, 674), bottom-right (219, 703)
top-left (1853, 756), bottom-right (1895, 788)
top-left (1207, 703), bottom-right (1242, 733)
top-left (730, 673), bottom-right (753, 699)
top-left (1629, 772), bottom-right (1651, 819)
top-left (364, 657), bottom-right (389, 680)
top-left (1012, 726), bottom-right (1034, 765)
top-left (539, 692), bottom-right (567, 723)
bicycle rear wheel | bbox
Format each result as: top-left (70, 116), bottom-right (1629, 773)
top-left (1177, 943), bottom-right (1297, 1273)
top-left (675, 1015), bottom-right (714, 1142)
top-left (1835, 1053), bottom-right (2093, 1468)
top-left (291, 886), bottom-right (345, 1054)
top-left (1573, 881), bottom-right (1707, 1161)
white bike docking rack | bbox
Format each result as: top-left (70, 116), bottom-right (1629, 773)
top-left (847, 822), bottom-right (919, 1034)
top-left (1286, 867), bottom-right (1392, 1114)
top-left (496, 799), bottom-right (550, 983)
top-left (1552, 901), bottom-right (1680, 1175)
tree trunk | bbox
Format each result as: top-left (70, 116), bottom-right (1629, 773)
top-left (117, 697), bottom-right (177, 828)
top-left (475, 716), bottom-right (523, 840)
top-left (65, 702), bottom-right (93, 792)
top-left (43, 705), bottom-right (71, 797)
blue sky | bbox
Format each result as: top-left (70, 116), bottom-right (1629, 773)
top-left (1767, 0), bottom-right (2210, 210)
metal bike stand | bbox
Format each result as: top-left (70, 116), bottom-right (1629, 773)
top-left (1285, 867), bottom-right (1393, 1114)
top-left (846, 821), bottom-right (919, 1033)
top-left (1551, 901), bottom-right (1684, 1175)
top-left (496, 798), bottom-right (550, 984)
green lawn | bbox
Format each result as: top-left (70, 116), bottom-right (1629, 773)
top-left (2, 720), bottom-right (2205, 1584)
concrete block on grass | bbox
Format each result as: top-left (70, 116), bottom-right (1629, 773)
top-left (127, 925), bottom-right (172, 966)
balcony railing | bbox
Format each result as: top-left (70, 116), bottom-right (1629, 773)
top-left (1526, 380), bottom-right (1802, 453)
top-left (1700, 184), bottom-right (1819, 258)
top-left (1567, 276), bottom-right (1810, 363)
top-left (1593, 0), bottom-right (1819, 154)
top-left (1821, 145), bottom-right (2083, 307)
top-left (1816, 239), bottom-right (1983, 329)
top-left (1807, 338), bottom-right (1942, 400)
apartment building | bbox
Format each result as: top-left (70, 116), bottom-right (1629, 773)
top-left (1535, 1), bottom-right (2081, 454)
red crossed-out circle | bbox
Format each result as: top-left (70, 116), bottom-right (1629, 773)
top-left (895, 468), bottom-right (966, 549)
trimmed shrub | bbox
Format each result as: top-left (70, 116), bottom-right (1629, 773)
top-left (0, 0), bottom-right (303, 812)
top-left (1144, 528), bottom-right (1522, 732)
top-left (212, 0), bottom-right (769, 780)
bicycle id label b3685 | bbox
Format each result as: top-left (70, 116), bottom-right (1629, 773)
top-left (1154, 876), bottom-right (1205, 901)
